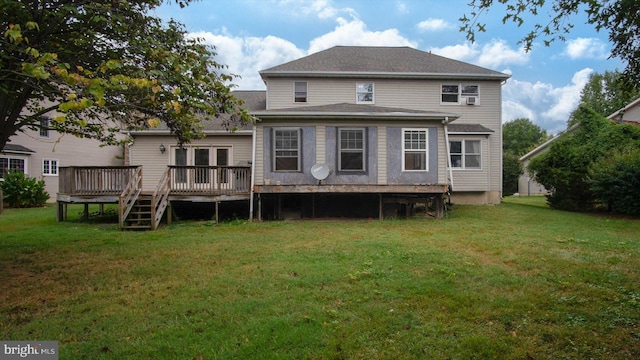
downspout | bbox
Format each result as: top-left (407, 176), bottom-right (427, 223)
top-left (249, 125), bottom-right (257, 221)
top-left (443, 117), bottom-right (454, 191)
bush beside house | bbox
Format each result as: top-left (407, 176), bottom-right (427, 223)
top-left (0, 171), bottom-right (50, 208)
top-left (528, 106), bottom-right (640, 215)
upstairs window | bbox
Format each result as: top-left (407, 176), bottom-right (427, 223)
top-left (39, 117), bottom-right (50, 138)
top-left (441, 84), bottom-right (479, 104)
top-left (294, 81), bottom-right (307, 103)
top-left (403, 129), bottom-right (428, 171)
top-left (274, 128), bottom-right (301, 171)
top-left (43, 159), bottom-right (59, 176)
top-left (441, 85), bottom-right (459, 103)
top-left (450, 140), bottom-right (481, 169)
top-left (339, 128), bottom-right (365, 171)
top-left (356, 83), bottom-right (374, 103)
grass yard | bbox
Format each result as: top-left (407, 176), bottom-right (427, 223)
top-left (1, 197), bottom-right (639, 359)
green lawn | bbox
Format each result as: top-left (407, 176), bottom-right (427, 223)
top-left (1, 197), bottom-right (639, 359)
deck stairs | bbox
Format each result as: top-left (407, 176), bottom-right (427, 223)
top-left (121, 193), bottom-right (154, 230)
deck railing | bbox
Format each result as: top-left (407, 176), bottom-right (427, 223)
top-left (118, 167), bottom-right (143, 229)
top-left (59, 165), bottom-right (251, 197)
top-left (59, 166), bottom-right (141, 195)
top-left (168, 165), bottom-right (251, 195)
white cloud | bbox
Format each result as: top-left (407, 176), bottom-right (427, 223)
top-left (396, 1), bottom-right (408, 14)
top-left (416, 18), bottom-right (453, 32)
top-left (430, 43), bottom-right (479, 62)
top-left (502, 68), bottom-right (594, 134)
top-left (308, 17), bottom-right (416, 54)
top-left (276, 0), bottom-right (355, 20)
top-left (189, 31), bottom-right (305, 90)
top-left (431, 40), bottom-right (528, 69)
top-left (563, 37), bottom-right (609, 60)
top-left (476, 40), bottom-right (529, 68)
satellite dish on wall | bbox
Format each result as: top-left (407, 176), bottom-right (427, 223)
top-left (311, 163), bottom-right (331, 181)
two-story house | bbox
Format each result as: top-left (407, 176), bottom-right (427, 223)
top-left (55, 45), bottom-right (510, 227)
top-left (250, 46), bottom-right (510, 219)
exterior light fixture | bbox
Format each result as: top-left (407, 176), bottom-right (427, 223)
top-left (159, 144), bottom-right (166, 154)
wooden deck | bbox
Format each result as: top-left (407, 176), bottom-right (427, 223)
top-left (57, 166), bottom-right (252, 228)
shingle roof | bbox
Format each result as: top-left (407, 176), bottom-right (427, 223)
top-left (234, 90), bottom-right (266, 112)
top-left (447, 124), bottom-right (494, 133)
top-left (1, 144), bottom-right (35, 153)
top-left (253, 102), bottom-right (459, 120)
top-left (261, 46), bottom-right (510, 80)
top-left (130, 91), bottom-right (263, 134)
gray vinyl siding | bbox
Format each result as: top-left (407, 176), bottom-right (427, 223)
top-left (129, 134), bottom-right (252, 191)
top-left (256, 121), bottom-right (445, 187)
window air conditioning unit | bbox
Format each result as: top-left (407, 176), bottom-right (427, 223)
top-left (466, 96), bottom-right (477, 105)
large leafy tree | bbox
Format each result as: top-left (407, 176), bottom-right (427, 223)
top-left (503, 118), bottom-right (549, 156)
top-left (0, 0), bottom-right (252, 151)
top-left (568, 70), bottom-right (640, 126)
top-left (502, 118), bottom-right (548, 195)
top-left (460, 0), bottom-right (640, 88)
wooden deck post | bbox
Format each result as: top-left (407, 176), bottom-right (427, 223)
top-left (84, 204), bottom-right (89, 220)
top-left (435, 194), bottom-right (444, 219)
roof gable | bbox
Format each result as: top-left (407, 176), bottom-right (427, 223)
top-left (260, 46), bottom-right (510, 80)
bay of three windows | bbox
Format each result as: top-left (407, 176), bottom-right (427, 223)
top-left (293, 81), bottom-right (479, 104)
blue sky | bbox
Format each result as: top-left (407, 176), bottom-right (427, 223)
top-left (156, 0), bottom-right (622, 134)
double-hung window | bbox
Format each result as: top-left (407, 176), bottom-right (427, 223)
top-left (43, 159), bottom-right (59, 176)
top-left (450, 140), bottom-right (481, 169)
top-left (339, 128), bottom-right (365, 171)
top-left (274, 128), bottom-right (301, 171)
top-left (294, 81), bottom-right (307, 103)
top-left (403, 129), bottom-right (428, 171)
top-left (39, 117), bottom-right (50, 138)
top-left (356, 83), bottom-right (374, 103)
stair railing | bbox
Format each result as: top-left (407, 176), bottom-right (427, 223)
top-left (151, 167), bottom-right (171, 230)
top-left (118, 166), bottom-right (143, 229)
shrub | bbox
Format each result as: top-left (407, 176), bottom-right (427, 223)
top-left (0, 171), bottom-right (50, 208)
top-left (589, 149), bottom-right (640, 216)
top-left (528, 106), bottom-right (640, 212)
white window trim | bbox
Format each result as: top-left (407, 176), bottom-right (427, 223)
top-left (42, 158), bottom-right (59, 176)
top-left (170, 145), bottom-right (234, 166)
top-left (0, 155), bottom-right (28, 179)
top-left (273, 128), bottom-right (301, 172)
top-left (402, 128), bottom-right (429, 172)
top-left (294, 81), bottom-right (307, 103)
top-left (450, 139), bottom-right (482, 170)
top-left (338, 127), bottom-right (366, 172)
top-left (441, 83), bottom-right (480, 105)
top-left (356, 82), bottom-right (374, 104)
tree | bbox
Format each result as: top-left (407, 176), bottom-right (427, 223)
top-left (0, 0), bottom-right (252, 151)
top-left (528, 106), bottom-right (640, 212)
top-left (501, 118), bottom-right (547, 196)
top-left (568, 70), bottom-right (640, 126)
top-left (503, 118), bottom-right (549, 156)
top-left (460, 0), bottom-right (640, 88)
top-left (502, 152), bottom-right (522, 196)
